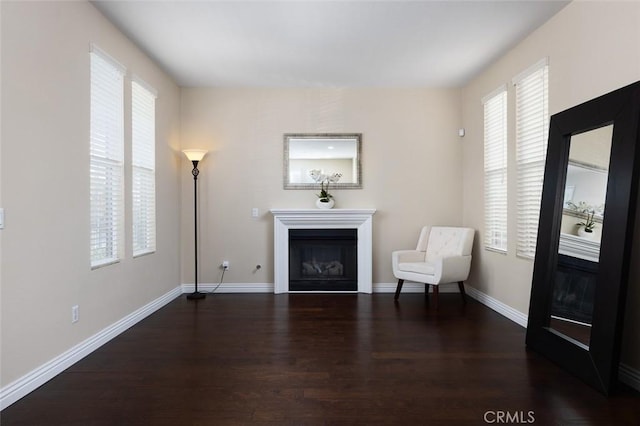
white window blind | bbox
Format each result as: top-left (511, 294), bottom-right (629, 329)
top-left (90, 47), bottom-right (125, 268)
top-left (514, 60), bottom-right (549, 259)
top-left (483, 87), bottom-right (508, 252)
top-left (132, 78), bottom-right (157, 257)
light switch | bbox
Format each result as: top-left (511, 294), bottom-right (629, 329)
top-left (0, 208), bottom-right (4, 230)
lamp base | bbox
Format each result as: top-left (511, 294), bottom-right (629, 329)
top-left (186, 291), bottom-right (206, 300)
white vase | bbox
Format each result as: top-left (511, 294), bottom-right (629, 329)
top-left (577, 226), bottom-right (594, 239)
top-left (316, 198), bottom-right (335, 209)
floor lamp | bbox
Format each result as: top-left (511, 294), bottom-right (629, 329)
top-left (183, 149), bottom-right (208, 300)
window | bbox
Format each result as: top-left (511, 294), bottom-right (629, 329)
top-left (90, 46), bottom-right (125, 268)
top-left (131, 78), bottom-right (157, 256)
top-left (514, 59), bottom-right (549, 259)
top-left (483, 86), bottom-right (508, 252)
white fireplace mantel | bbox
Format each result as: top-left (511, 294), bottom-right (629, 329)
top-left (270, 209), bottom-right (376, 294)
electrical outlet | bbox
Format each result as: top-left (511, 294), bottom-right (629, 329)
top-left (222, 260), bottom-right (230, 270)
top-left (72, 305), bottom-right (79, 323)
top-left (251, 208), bottom-right (259, 218)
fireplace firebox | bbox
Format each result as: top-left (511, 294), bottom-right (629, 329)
top-left (289, 229), bottom-right (357, 291)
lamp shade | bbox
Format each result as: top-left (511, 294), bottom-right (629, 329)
top-left (182, 149), bottom-right (208, 162)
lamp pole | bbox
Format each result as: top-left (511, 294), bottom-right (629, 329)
top-left (183, 149), bottom-right (208, 300)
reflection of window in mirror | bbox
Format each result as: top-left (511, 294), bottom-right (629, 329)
top-left (565, 164), bottom-right (607, 215)
top-left (563, 185), bottom-right (575, 207)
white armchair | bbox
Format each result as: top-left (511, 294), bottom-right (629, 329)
top-left (392, 226), bottom-right (475, 308)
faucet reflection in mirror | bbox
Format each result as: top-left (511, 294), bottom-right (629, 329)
top-left (310, 169), bottom-right (342, 209)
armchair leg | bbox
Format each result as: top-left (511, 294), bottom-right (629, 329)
top-left (458, 281), bottom-right (467, 304)
top-left (394, 279), bottom-right (404, 300)
top-left (432, 285), bottom-right (439, 310)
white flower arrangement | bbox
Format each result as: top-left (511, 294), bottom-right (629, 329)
top-left (566, 201), bottom-right (601, 232)
top-left (309, 169), bottom-right (342, 202)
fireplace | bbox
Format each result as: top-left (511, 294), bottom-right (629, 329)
top-left (551, 254), bottom-right (597, 324)
top-left (270, 209), bottom-right (375, 293)
top-left (289, 229), bottom-right (357, 291)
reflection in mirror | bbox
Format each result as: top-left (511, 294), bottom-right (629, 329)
top-left (551, 125), bottom-right (612, 347)
top-left (284, 134), bottom-right (362, 189)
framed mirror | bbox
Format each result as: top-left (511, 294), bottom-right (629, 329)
top-left (283, 133), bottom-right (362, 189)
top-left (527, 81), bottom-right (640, 395)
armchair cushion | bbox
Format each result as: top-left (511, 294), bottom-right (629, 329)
top-left (426, 227), bottom-right (474, 260)
top-left (398, 261), bottom-right (436, 276)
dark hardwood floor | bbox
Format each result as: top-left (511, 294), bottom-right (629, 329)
top-left (2, 294), bottom-right (639, 425)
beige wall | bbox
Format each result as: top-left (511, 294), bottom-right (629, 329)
top-left (179, 88), bottom-right (463, 286)
top-left (0, 1), bottom-right (182, 386)
top-left (461, 1), bottom-right (640, 370)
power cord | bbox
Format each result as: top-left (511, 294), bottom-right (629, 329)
top-left (207, 266), bottom-right (226, 294)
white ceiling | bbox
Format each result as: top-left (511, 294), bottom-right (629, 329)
top-left (92, 0), bottom-right (569, 88)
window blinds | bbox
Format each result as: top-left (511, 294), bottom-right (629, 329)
top-left (90, 47), bottom-right (125, 268)
top-left (132, 78), bottom-right (157, 257)
top-left (514, 60), bottom-right (549, 259)
top-left (483, 87), bottom-right (508, 252)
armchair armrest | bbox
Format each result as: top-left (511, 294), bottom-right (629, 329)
top-left (392, 250), bottom-right (426, 274)
top-left (433, 255), bottom-right (472, 283)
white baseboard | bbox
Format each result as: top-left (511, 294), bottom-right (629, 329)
top-left (0, 286), bottom-right (182, 410)
top-left (464, 285), bottom-right (529, 328)
top-left (182, 282), bottom-right (274, 293)
top-left (373, 282), bottom-right (460, 293)
top-left (183, 282), bottom-right (462, 294)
